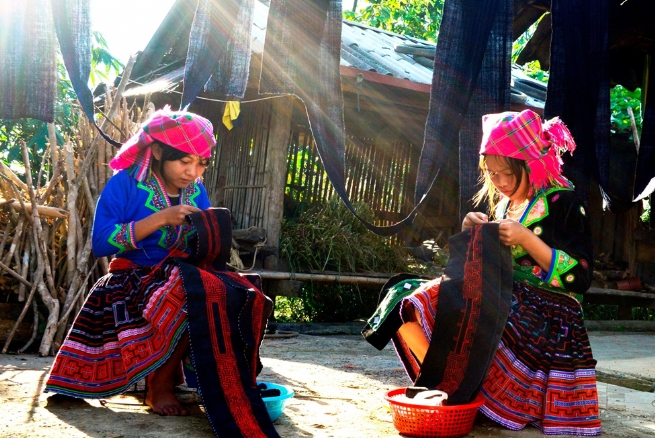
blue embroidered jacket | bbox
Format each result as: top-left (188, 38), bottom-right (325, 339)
top-left (92, 170), bottom-right (211, 265)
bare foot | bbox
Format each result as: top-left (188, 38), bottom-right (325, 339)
top-left (145, 387), bottom-right (189, 416)
top-left (146, 374), bottom-right (189, 416)
top-left (144, 332), bottom-right (191, 416)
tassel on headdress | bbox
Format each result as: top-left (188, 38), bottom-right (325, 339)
top-left (479, 109), bottom-right (576, 190)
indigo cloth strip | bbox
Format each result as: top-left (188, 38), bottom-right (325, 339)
top-left (416, 0), bottom-right (502, 205)
top-left (181, 0), bottom-right (254, 109)
top-left (545, 0), bottom-right (609, 205)
top-left (633, 64), bottom-right (655, 202)
top-left (458, 0), bottom-right (512, 219)
top-left (0, 1), bottom-right (57, 121)
top-left (414, 223), bottom-right (513, 405)
top-left (260, 0), bottom-right (417, 235)
top-left (51, 0), bottom-right (121, 146)
top-left (0, 0), bottom-right (120, 145)
top-left (181, 208), bottom-right (279, 438)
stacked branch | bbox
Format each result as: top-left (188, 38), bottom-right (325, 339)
top-left (0, 57), bottom-right (147, 355)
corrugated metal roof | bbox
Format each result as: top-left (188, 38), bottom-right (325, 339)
top-left (125, 0), bottom-right (546, 108)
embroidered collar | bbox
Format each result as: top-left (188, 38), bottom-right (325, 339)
top-left (500, 187), bottom-right (571, 226)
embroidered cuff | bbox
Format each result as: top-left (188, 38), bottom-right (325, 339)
top-left (541, 249), bottom-right (578, 289)
top-left (108, 222), bottom-right (139, 254)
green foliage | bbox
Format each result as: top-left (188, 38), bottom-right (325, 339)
top-left (278, 198), bottom-right (412, 322)
top-left (518, 61), bottom-right (549, 83)
top-left (90, 31), bottom-right (124, 87)
top-left (275, 283), bottom-right (378, 323)
top-left (582, 303), bottom-right (618, 320)
top-left (582, 303), bottom-right (655, 321)
top-left (281, 197), bottom-right (408, 274)
top-left (511, 15), bottom-right (550, 84)
top-left (610, 85), bottom-right (642, 138)
top-left (344, 0), bottom-right (444, 42)
top-left (640, 199), bottom-right (650, 224)
top-left (511, 15), bottom-right (543, 64)
top-left (0, 31), bottom-right (123, 184)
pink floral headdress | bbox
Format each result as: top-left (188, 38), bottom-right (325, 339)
top-left (479, 109), bottom-right (576, 190)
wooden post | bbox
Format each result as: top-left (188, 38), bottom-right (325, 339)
top-left (262, 97), bottom-right (293, 269)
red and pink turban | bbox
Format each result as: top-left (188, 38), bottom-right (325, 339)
top-left (109, 106), bottom-right (216, 181)
top-left (480, 109), bottom-right (576, 190)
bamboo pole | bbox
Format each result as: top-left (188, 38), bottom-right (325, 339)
top-left (250, 270), bottom-right (390, 285)
top-left (1, 252), bottom-right (38, 354)
top-left (65, 143), bottom-right (79, 291)
top-left (3, 219), bottom-right (25, 265)
top-left (0, 260), bottom-right (32, 288)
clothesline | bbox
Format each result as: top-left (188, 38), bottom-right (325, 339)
top-left (126, 79), bottom-right (289, 104)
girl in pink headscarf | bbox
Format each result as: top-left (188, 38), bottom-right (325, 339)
top-left (45, 108), bottom-right (216, 416)
top-left (364, 110), bottom-right (601, 435)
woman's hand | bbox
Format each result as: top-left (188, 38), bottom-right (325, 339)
top-left (156, 205), bottom-right (202, 227)
top-left (496, 219), bottom-right (531, 247)
top-left (462, 212), bottom-right (489, 231)
top-left (496, 218), bottom-right (553, 271)
top-left (134, 205), bottom-right (202, 243)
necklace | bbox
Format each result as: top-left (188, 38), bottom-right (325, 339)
top-left (506, 198), bottom-right (530, 219)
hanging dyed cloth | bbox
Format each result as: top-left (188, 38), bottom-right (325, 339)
top-left (414, 223), bottom-right (513, 404)
top-left (181, 0), bottom-right (255, 108)
top-left (545, 0), bottom-right (610, 205)
top-left (0, 1), bottom-right (57, 121)
top-left (458, 0), bottom-right (513, 219)
top-left (1, 0), bottom-right (120, 145)
top-left (634, 64), bottom-right (655, 202)
top-left (259, 0), bottom-right (414, 235)
top-left (415, 0), bottom-right (503, 211)
top-left (260, 0), bottom-right (504, 236)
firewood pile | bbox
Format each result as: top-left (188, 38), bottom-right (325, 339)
top-left (0, 58), bottom-right (147, 356)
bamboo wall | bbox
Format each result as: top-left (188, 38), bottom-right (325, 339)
top-left (205, 99), bottom-right (273, 229)
top-left (205, 100), bottom-right (458, 245)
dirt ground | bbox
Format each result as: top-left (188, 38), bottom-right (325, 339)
top-left (1, 333), bottom-right (654, 438)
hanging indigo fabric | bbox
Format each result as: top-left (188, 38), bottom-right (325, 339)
top-left (633, 64), bottom-right (655, 202)
top-left (181, 0), bottom-right (255, 109)
top-left (260, 0), bottom-right (419, 236)
top-left (416, 0), bottom-right (502, 207)
top-left (458, 0), bottom-right (513, 220)
top-left (51, 0), bottom-right (121, 146)
top-left (545, 0), bottom-right (609, 205)
top-left (0, 1), bottom-right (57, 122)
top-left (0, 0), bottom-right (120, 146)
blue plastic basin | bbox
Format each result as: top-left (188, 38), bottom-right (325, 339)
top-left (258, 381), bottom-right (294, 422)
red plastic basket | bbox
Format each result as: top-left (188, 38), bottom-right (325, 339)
top-left (384, 388), bottom-right (485, 438)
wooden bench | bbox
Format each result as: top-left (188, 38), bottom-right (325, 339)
top-left (585, 287), bottom-right (655, 320)
top-left (255, 270), bottom-right (655, 320)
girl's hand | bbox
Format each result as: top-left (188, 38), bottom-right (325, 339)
top-left (462, 212), bottom-right (489, 231)
top-left (496, 219), bottom-right (530, 247)
top-left (157, 205), bottom-right (202, 227)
